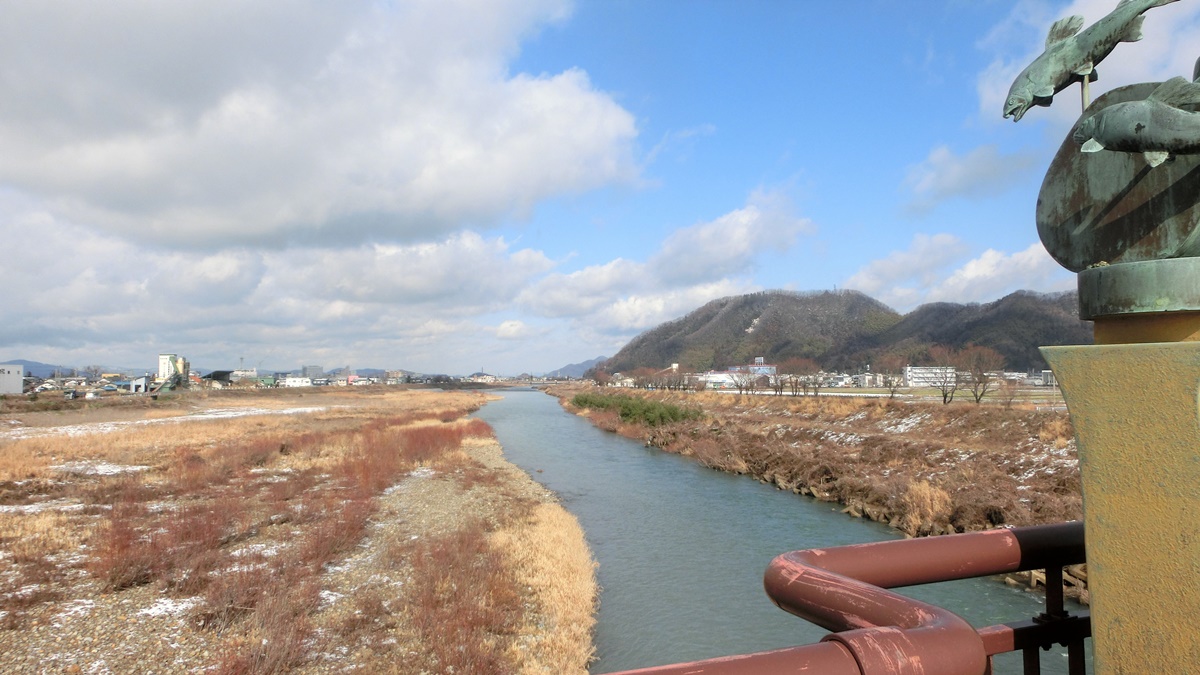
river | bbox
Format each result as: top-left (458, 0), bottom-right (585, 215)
top-left (474, 388), bottom-right (1090, 674)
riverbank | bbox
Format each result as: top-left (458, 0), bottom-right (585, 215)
top-left (546, 384), bottom-right (1087, 603)
top-left (0, 387), bottom-right (597, 673)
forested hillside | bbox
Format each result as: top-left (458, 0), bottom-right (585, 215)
top-left (597, 289), bottom-right (1090, 375)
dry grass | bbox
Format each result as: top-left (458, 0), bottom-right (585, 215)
top-left (0, 388), bottom-right (597, 673)
top-left (900, 481), bottom-right (953, 536)
top-left (492, 502), bottom-right (598, 673)
top-left (397, 519), bottom-right (525, 674)
top-left (553, 385), bottom-right (1083, 536)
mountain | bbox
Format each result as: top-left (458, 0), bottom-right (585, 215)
top-left (601, 289), bottom-right (1091, 375)
top-left (822, 290), bottom-right (1091, 371)
top-left (601, 290), bottom-right (901, 374)
top-left (546, 356), bottom-right (608, 379)
top-left (0, 359), bottom-right (78, 379)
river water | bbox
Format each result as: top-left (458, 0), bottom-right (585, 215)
top-left (475, 389), bottom-right (1090, 674)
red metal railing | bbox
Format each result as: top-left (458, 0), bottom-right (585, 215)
top-left (609, 522), bottom-right (1089, 675)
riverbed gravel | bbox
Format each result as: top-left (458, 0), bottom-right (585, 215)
top-left (0, 391), bottom-right (581, 674)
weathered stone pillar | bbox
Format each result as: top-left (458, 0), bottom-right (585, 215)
top-left (1043, 258), bottom-right (1200, 671)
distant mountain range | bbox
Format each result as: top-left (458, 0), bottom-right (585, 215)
top-left (545, 356), bottom-right (608, 379)
top-left (0, 359), bottom-right (99, 379)
top-left (597, 289), bottom-right (1091, 374)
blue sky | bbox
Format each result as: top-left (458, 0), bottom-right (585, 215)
top-left (2, 0), bottom-right (1198, 375)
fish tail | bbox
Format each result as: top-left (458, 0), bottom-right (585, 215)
top-left (1121, 15), bottom-right (1145, 42)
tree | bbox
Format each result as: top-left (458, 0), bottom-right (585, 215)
top-left (593, 370), bottom-right (612, 387)
top-left (779, 357), bottom-right (819, 397)
top-left (927, 345), bottom-right (960, 405)
top-left (808, 373), bottom-right (824, 397)
top-left (729, 370), bottom-right (758, 395)
top-left (999, 378), bottom-right (1021, 410)
top-left (786, 373), bottom-right (804, 396)
top-left (958, 345), bottom-right (1006, 404)
top-left (769, 373), bottom-right (786, 396)
top-left (628, 367), bottom-right (658, 388)
top-left (875, 353), bottom-right (908, 400)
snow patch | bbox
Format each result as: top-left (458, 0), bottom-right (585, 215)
top-left (319, 590), bottom-right (344, 608)
top-left (53, 599), bottom-right (95, 624)
top-left (51, 461), bottom-right (150, 476)
top-left (138, 597), bottom-right (201, 617)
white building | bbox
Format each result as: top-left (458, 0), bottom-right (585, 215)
top-left (0, 364), bottom-right (24, 395)
top-left (282, 376), bottom-right (313, 388)
top-left (904, 366), bottom-right (956, 388)
top-left (158, 353), bottom-right (189, 382)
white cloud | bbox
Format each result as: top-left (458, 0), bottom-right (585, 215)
top-left (588, 280), bottom-right (756, 335)
top-left (519, 259), bottom-right (647, 318)
top-left (924, 243), bottom-right (1074, 304)
top-left (269, 233), bottom-right (553, 308)
top-left (644, 123), bottom-right (718, 164)
top-left (843, 233), bottom-right (969, 306)
top-left (978, 0), bottom-right (1200, 129)
top-left (844, 235), bottom-right (1074, 311)
top-left (0, 0), bottom-right (638, 249)
top-left (904, 144), bottom-right (1039, 214)
top-left (494, 320), bottom-right (537, 340)
top-left (519, 188), bottom-right (809, 334)
top-left (651, 188), bottom-right (813, 284)
top-left (0, 191), bottom-right (560, 371)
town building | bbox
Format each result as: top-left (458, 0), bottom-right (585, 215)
top-left (0, 364), bottom-right (24, 395)
top-left (903, 366), bottom-right (956, 388)
top-left (157, 353), bottom-right (190, 383)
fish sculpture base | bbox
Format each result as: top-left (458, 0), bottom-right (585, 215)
top-left (1037, 81), bottom-right (1200, 273)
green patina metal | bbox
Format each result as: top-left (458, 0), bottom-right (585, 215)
top-left (1015, 3), bottom-right (1200, 671)
top-left (1036, 65), bottom-right (1200, 316)
top-left (1078, 257), bottom-right (1200, 319)
top-left (1003, 0), bottom-right (1179, 122)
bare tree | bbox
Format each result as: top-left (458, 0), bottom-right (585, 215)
top-left (927, 345), bottom-right (960, 405)
top-left (875, 353), bottom-right (907, 400)
top-left (999, 378), bottom-right (1021, 410)
top-left (628, 367), bottom-right (658, 389)
top-left (730, 370), bottom-right (758, 395)
top-left (958, 345), bottom-right (1006, 404)
top-left (786, 373), bottom-right (803, 396)
top-left (779, 357), bottom-right (819, 397)
top-left (769, 373), bottom-right (786, 396)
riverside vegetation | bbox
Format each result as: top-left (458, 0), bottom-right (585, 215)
top-left (554, 385), bottom-right (1088, 602)
top-left (0, 386), bottom-right (597, 674)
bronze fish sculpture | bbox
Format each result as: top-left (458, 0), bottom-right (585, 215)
top-left (1003, 0), bottom-right (1180, 122)
top-left (1073, 76), bottom-right (1200, 166)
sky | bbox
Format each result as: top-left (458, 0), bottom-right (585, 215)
top-left (2, 0), bottom-right (1199, 376)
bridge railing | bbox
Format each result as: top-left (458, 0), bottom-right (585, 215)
top-left (609, 521), bottom-right (1089, 675)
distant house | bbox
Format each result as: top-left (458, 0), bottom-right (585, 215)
top-left (117, 376), bottom-right (151, 393)
top-left (282, 376), bottom-right (313, 388)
